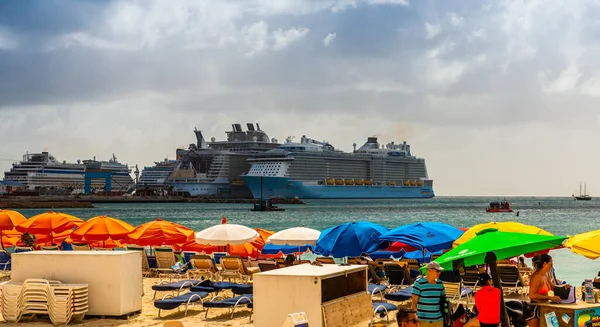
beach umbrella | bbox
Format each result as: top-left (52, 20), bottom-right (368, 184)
top-left (261, 243), bottom-right (312, 255)
top-left (195, 224), bottom-right (259, 246)
top-left (403, 249), bottom-right (443, 264)
top-left (71, 216), bottom-right (135, 242)
top-left (266, 227), bottom-right (321, 246)
top-left (228, 228), bottom-right (274, 258)
top-left (386, 241), bottom-right (417, 252)
top-left (0, 210), bottom-right (26, 231)
top-left (431, 229), bottom-right (567, 327)
top-left (0, 210), bottom-right (26, 250)
top-left (565, 229), bottom-right (600, 260)
top-left (127, 218), bottom-right (194, 246)
top-left (2, 229), bottom-right (21, 248)
top-left (453, 221), bottom-right (552, 247)
top-left (378, 222), bottom-right (464, 253)
top-left (17, 211), bottom-right (83, 244)
top-left (314, 221), bottom-right (388, 258)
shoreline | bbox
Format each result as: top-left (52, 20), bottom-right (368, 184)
top-left (0, 196), bottom-right (306, 209)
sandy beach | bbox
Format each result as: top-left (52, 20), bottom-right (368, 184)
top-left (0, 276), bottom-right (405, 327)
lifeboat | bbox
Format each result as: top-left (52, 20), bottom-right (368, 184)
top-left (386, 181), bottom-right (396, 186)
top-left (326, 179), bottom-right (335, 185)
top-left (335, 179), bottom-right (345, 185)
top-left (354, 179), bottom-right (364, 185)
top-left (364, 179), bottom-right (373, 186)
top-left (416, 180), bottom-right (424, 186)
top-left (486, 200), bottom-right (514, 213)
top-left (409, 180), bottom-right (417, 186)
top-left (402, 180), bottom-right (410, 186)
top-left (344, 179), bottom-right (355, 185)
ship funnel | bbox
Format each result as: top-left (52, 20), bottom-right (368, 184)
top-left (256, 123), bottom-right (261, 131)
top-left (353, 143), bottom-right (357, 151)
top-left (234, 123), bottom-right (243, 132)
top-left (194, 128), bottom-right (207, 149)
top-left (246, 123), bottom-right (255, 131)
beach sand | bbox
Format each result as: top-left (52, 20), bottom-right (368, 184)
top-left (2, 277), bottom-right (402, 326)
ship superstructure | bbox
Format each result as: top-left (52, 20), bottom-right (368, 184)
top-left (241, 135), bottom-right (434, 199)
top-left (165, 123), bottom-right (280, 196)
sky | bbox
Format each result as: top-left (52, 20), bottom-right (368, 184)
top-left (1, 0), bottom-right (600, 196)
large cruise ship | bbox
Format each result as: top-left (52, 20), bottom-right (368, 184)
top-left (241, 135), bottom-right (434, 199)
top-left (4, 152), bottom-right (133, 193)
top-left (166, 123), bottom-right (280, 196)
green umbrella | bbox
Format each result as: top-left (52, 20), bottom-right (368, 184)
top-left (433, 228), bottom-right (567, 270)
top-left (432, 228), bottom-right (567, 327)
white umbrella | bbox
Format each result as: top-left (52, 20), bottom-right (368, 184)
top-left (266, 227), bottom-right (321, 246)
top-left (195, 224), bottom-right (259, 246)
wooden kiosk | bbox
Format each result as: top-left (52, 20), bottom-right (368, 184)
top-left (537, 301), bottom-right (600, 327)
top-left (254, 264), bottom-right (372, 327)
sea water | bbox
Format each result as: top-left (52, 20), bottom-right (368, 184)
top-left (16, 196), bottom-right (600, 284)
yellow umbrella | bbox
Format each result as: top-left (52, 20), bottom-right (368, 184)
top-left (565, 229), bottom-right (600, 259)
top-left (453, 221), bottom-right (552, 248)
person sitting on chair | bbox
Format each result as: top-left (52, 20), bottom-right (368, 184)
top-left (474, 273), bottom-right (501, 327)
top-left (20, 231), bottom-right (36, 248)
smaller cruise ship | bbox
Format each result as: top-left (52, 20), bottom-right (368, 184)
top-left (3, 152), bottom-right (133, 193)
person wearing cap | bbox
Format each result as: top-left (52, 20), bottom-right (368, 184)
top-left (412, 262), bottom-right (447, 327)
top-left (474, 273), bottom-right (501, 327)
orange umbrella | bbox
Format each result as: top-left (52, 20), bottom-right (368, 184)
top-left (16, 211), bottom-right (82, 234)
top-left (229, 228), bottom-right (275, 258)
top-left (126, 218), bottom-right (194, 246)
top-left (71, 216), bottom-right (134, 242)
top-left (0, 210), bottom-right (26, 230)
top-left (35, 229), bottom-right (73, 246)
top-left (2, 229), bottom-right (21, 248)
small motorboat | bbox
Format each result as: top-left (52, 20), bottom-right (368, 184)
top-left (486, 200), bottom-right (513, 213)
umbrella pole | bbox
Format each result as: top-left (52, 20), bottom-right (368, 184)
top-left (485, 252), bottom-right (510, 327)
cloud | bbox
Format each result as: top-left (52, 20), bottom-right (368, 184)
top-left (323, 32), bottom-right (337, 47)
top-left (447, 12), bottom-right (464, 27)
top-left (272, 27), bottom-right (309, 50)
top-left (4, 0), bottom-right (600, 196)
top-left (366, 0), bottom-right (409, 6)
top-left (425, 22), bottom-right (441, 39)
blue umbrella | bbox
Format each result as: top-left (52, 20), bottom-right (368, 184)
top-left (403, 249), bottom-right (443, 264)
top-left (378, 222), bottom-right (464, 253)
top-left (261, 243), bottom-right (311, 255)
top-left (368, 249), bottom-right (404, 260)
top-left (314, 221), bottom-right (389, 258)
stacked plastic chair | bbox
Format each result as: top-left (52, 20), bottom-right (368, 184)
top-left (0, 279), bottom-right (89, 325)
top-left (1, 283), bottom-right (24, 322)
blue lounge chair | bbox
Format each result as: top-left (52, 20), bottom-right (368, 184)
top-left (154, 291), bottom-right (210, 317)
top-left (151, 279), bottom-right (203, 299)
top-left (203, 294), bottom-right (253, 319)
top-left (0, 250), bottom-right (10, 271)
top-left (371, 302), bottom-right (398, 325)
top-left (368, 284), bottom-right (387, 301)
top-left (384, 286), bottom-right (413, 302)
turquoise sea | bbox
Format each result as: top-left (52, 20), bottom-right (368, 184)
top-left (15, 196), bottom-right (600, 284)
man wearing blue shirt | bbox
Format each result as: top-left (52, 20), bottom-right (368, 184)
top-left (412, 261), bottom-right (446, 327)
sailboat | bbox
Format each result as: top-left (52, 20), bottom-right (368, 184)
top-left (573, 182), bottom-right (592, 201)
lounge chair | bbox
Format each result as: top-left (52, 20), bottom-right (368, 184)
top-left (257, 260), bottom-right (278, 272)
top-left (41, 245), bottom-right (59, 250)
top-left (497, 264), bottom-right (527, 293)
top-left (15, 246), bottom-right (33, 253)
top-left (211, 252), bottom-right (228, 265)
top-left (462, 265), bottom-right (482, 290)
top-left (218, 256), bottom-right (260, 283)
top-left (442, 281), bottom-right (473, 304)
top-left (315, 257), bottom-right (335, 264)
top-left (193, 281), bottom-right (250, 296)
top-left (126, 245), bottom-right (152, 277)
top-left (0, 250), bottom-right (11, 271)
top-left (383, 262), bottom-right (413, 290)
top-left (384, 286), bottom-right (414, 302)
top-left (203, 285), bottom-right (253, 319)
top-left (151, 279), bottom-right (203, 299)
top-left (368, 284), bottom-right (388, 301)
top-left (371, 302), bottom-right (398, 326)
top-left (154, 246), bottom-right (180, 278)
top-left (154, 291), bottom-right (210, 317)
top-left (71, 243), bottom-right (91, 251)
top-left (188, 255), bottom-right (219, 280)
